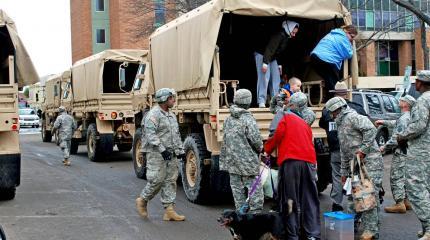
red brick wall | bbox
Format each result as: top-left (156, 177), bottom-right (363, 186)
top-left (414, 29), bottom-right (430, 71)
top-left (398, 41), bottom-right (413, 75)
top-left (358, 42), bottom-right (376, 77)
top-left (70, 0), bottom-right (92, 64)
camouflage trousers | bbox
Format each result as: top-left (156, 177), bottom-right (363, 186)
top-left (405, 154), bottom-right (430, 232)
top-left (140, 152), bottom-right (179, 208)
top-left (59, 139), bottom-right (71, 159)
top-left (229, 173), bottom-right (264, 213)
top-left (347, 167), bottom-right (383, 237)
top-left (390, 152), bottom-right (407, 202)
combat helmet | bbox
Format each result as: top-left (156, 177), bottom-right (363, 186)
top-left (289, 92), bottom-right (308, 109)
top-left (155, 88), bottom-right (176, 103)
top-left (325, 97), bottom-right (347, 112)
top-left (233, 89), bottom-right (252, 106)
top-left (417, 70), bottom-right (430, 82)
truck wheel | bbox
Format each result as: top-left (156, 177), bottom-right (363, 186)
top-left (70, 139), bottom-right (79, 155)
top-left (86, 123), bottom-right (113, 162)
top-left (132, 128), bottom-right (147, 179)
top-left (0, 187), bottom-right (16, 200)
top-left (117, 144), bottom-right (132, 152)
top-left (181, 133), bottom-right (210, 203)
top-left (41, 124), bottom-right (52, 142)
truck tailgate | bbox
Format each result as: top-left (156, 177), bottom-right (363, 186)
top-left (216, 107), bottom-right (326, 142)
top-left (100, 93), bottom-right (133, 111)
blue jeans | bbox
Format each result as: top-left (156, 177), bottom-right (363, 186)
top-left (255, 53), bottom-right (281, 105)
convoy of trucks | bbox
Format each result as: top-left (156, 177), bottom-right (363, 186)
top-left (0, 9), bottom-right (39, 200)
top-left (20, 0), bottom-right (359, 204)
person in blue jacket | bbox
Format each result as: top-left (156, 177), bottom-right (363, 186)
top-left (310, 25), bottom-right (357, 99)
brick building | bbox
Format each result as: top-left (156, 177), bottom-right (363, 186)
top-left (343, 0), bottom-right (430, 79)
top-left (70, 0), bottom-right (173, 64)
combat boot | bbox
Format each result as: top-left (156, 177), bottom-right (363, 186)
top-left (384, 201), bottom-right (406, 213)
top-left (360, 231), bottom-right (375, 240)
top-left (418, 232), bottom-right (430, 240)
top-left (404, 199), bottom-right (413, 210)
top-left (163, 205), bottom-right (185, 221)
top-left (62, 159), bottom-right (71, 166)
top-left (136, 197), bottom-right (148, 218)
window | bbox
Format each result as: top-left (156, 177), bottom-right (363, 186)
top-left (365, 94), bottom-right (383, 115)
top-left (154, 0), bottom-right (165, 28)
top-left (54, 85), bottom-right (58, 97)
top-left (95, 0), bottom-right (105, 11)
top-left (352, 93), bottom-right (364, 107)
top-left (389, 95), bottom-right (401, 113)
top-left (133, 64), bottom-right (147, 90)
top-left (381, 95), bottom-right (395, 113)
top-left (96, 29), bottom-right (106, 44)
top-left (366, 11), bottom-right (374, 29)
top-left (63, 83), bottom-right (71, 100)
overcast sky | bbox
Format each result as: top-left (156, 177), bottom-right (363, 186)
top-left (0, 0), bottom-right (71, 78)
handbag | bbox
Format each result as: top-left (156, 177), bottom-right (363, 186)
top-left (351, 154), bottom-right (377, 213)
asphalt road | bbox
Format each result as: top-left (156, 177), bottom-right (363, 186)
top-left (0, 132), bottom-right (423, 240)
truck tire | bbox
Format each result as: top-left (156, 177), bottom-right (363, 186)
top-left (86, 123), bottom-right (113, 162)
top-left (181, 133), bottom-right (211, 203)
top-left (0, 187), bottom-right (16, 200)
top-left (132, 128), bottom-right (147, 179)
top-left (70, 139), bottom-right (79, 155)
top-left (41, 124), bottom-right (52, 142)
top-left (117, 143), bottom-right (132, 152)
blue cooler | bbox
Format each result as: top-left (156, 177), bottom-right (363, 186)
top-left (323, 211), bottom-right (355, 240)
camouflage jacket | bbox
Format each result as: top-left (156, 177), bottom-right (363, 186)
top-left (269, 94), bottom-right (284, 114)
top-left (140, 106), bottom-right (184, 155)
top-left (398, 91), bottom-right (430, 156)
top-left (336, 108), bottom-right (383, 176)
top-left (220, 105), bottom-right (263, 176)
top-left (53, 112), bottom-right (76, 141)
top-left (382, 111), bottom-right (410, 153)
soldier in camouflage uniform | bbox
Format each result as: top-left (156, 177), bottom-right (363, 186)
top-left (220, 89), bottom-right (264, 213)
top-left (397, 71), bottom-right (430, 240)
top-left (52, 106), bottom-right (76, 166)
top-left (135, 88), bottom-right (186, 221)
top-left (326, 97), bottom-right (383, 240)
top-left (376, 95), bottom-right (415, 214)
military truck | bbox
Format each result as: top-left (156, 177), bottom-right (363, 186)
top-left (28, 82), bottom-right (45, 112)
top-left (0, 9), bottom-right (39, 199)
top-left (40, 70), bottom-right (72, 146)
top-left (70, 49), bottom-right (147, 161)
top-left (130, 0), bottom-right (358, 203)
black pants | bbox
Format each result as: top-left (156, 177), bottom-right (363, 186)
top-left (310, 54), bottom-right (340, 100)
top-left (278, 160), bottom-right (321, 240)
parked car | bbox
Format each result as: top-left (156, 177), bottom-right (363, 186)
top-left (19, 108), bottom-right (40, 128)
top-left (352, 90), bottom-right (401, 146)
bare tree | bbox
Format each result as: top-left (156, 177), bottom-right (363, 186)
top-left (392, 0), bottom-right (430, 68)
top-left (128, 0), bottom-right (209, 39)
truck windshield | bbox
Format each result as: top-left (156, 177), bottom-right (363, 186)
top-left (19, 109), bottom-right (35, 115)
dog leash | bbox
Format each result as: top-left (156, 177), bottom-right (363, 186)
top-left (240, 155), bottom-right (271, 214)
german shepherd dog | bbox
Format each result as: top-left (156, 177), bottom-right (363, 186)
top-left (218, 210), bottom-right (285, 240)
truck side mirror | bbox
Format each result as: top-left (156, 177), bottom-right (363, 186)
top-left (119, 68), bottom-right (126, 88)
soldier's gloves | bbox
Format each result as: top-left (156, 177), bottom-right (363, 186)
top-left (176, 153), bottom-right (186, 161)
top-left (161, 150), bottom-right (172, 161)
top-left (397, 138), bottom-right (408, 154)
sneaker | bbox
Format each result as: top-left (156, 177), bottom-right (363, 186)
top-left (258, 103), bottom-right (266, 108)
top-left (332, 203), bottom-right (344, 212)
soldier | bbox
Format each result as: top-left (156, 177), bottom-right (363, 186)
top-left (397, 70), bottom-right (430, 240)
top-left (52, 106), bottom-right (76, 166)
top-left (325, 97), bottom-right (383, 240)
top-left (376, 95), bottom-right (415, 214)
top-left (219, 89), bottom-right (264, 213)
top-left (319, 81), bottom-right (367, 212)
top-left (135, 88), bottom-right (186, 221)
top-left (291, 92), bottom-right (316, 126)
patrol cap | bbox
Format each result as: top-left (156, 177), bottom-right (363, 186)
top-left (58, 106), bottom-right (66, 112)
top-left (289, 92), bottom-right (308, 109)
top-left (329, 81), bottom-right (351, 95)
top-left (233, 89), bottom-right (252, 105)
top-left (399, 95), bottom-right (416, 107)
top-left (325, 97), bottom-right (347, 112)
top-left (155, 88), bottom-right (176, 103)
top-left (417, 70), bottom-right (430, 82)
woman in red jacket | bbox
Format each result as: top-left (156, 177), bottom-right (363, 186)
top-left (264, 97), bottom-right (319, 240)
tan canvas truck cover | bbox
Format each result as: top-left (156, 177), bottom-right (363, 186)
top-left (0, 9), bottom-right (38, 87)
top-left (43, 69), bottom-right (71, 110)
top-left (72, 49), bottom-right (147, 102)
top-left (149, 0), bottom-right (350, 93)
